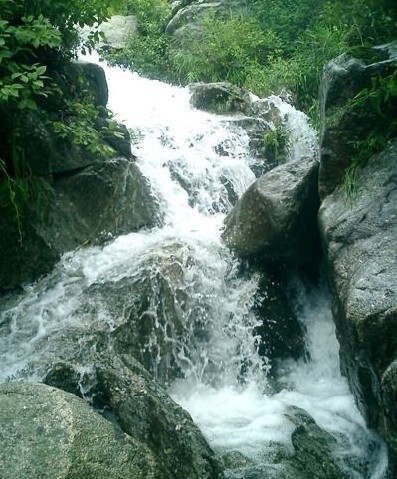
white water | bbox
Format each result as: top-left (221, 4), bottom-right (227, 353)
top-left (0, 53), bottom-right (388, 477)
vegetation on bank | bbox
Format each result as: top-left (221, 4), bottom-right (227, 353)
top-left (0, 0), bottom-right (121, 240)
top-left (106, 0), bottom-right (397, 119)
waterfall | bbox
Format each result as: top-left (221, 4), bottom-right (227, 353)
top-left (0, 53), bottom-right (388, 478)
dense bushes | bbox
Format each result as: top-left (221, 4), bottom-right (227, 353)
top-left (106, 0), bottom-right (397, 120)
top-left (104, 0), bottom-right (172, 79)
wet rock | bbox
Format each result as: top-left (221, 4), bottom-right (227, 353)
top-left (253, 270), bottom-right (306, 366)
top-left (220, 117), bottom-right (280, 176)
top-left (43, 355), bottom-right (224, 479)
top-left (189, 82), bottom-right (252, 114)
top-left (318, 139), bottom-right (397, 468)
top-left (0, 381), bottom-right (158, 479)
top-left (75, 240), bottom-right (218, 386)
top-left (219, 406), bottom-right (350, 479)
top-left (95, 119), bottom-right (132, 158)
top-left (285, 406), bottom-right (350, 479)
top-left (84, 259), bottom-right (186, 385)
top-left (0, 158), bottom-right (160, 292)
top-left (222, 156), bottom-right (320, 267)
top-left (17, 61), bottom-right (112, 177)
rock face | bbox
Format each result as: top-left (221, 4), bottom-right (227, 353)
top-left (318, 140), bottom-right (397, 466)
top-left (222, 156), bottom-right (320, 266)
top-left (43, 356), bottom-right (223, 479)
top-left (78, 244), bottom-right (191, 385)
top-left (166, 1), bottom-right (222, 36)
top-left (0, 58), bottom-right (161, 292)
top-left (0, 381), bottom-right (158, 479)
top-left (0, 379), bottom-right (222, 479)
top-left (253, 270), bottom-right (306, 366)
top-left (317, 42), bottom-right (397, 471)
top-left (17, 61), bottom-right (112, 177)
top-left (0, 158), bottom-right (160, 292)
top-left (319, 43), bottom-right (397, 198)
top-left (166, 0), bottom-right (242, 36)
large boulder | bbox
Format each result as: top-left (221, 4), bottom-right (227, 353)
top-left (78, 243), bottom-right (190, 385)
top-left (222, 156), bottom-right (320, 266)
top-left (0, 158), bottom-right (160, 291)
top-left (319, 42), bottom-right (397, 198)
top-left (318, 140), bottom-right (397, 468)
top-left (166, 0), bottom-right (242, 36)
top-left (165, 2), bottom-right (222, 36)
top-left (12, 60), bottom-right (115, 177)
top-left (220, 406), bottom-right (351, 479)
top-left (189, 81), bottom-right (252, 114)
top-left (43, 356), bottom-right (223, 479)
top-left (0, 381), bottom-right (158, 479)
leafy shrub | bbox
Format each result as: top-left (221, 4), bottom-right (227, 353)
top-left (0, 0), bottom-right (117, 240)
top-left (170, 13), bottom-right (281, 86)
top-left (104, 0), bottom-right (173, 80)
top-left (344, 67), bottom-right (397, 198)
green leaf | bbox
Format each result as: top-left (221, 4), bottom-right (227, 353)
top-left (36, 65), bottom-right (46, 76)
top-left (18, 98), bottom-right (38, 110)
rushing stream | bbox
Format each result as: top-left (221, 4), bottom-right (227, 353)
top-left (0, 53), bottom-right (389, 478)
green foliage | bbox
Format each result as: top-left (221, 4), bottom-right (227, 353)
top-left (351, 69), bottom-right (397, 115)
top-left (0, 12), bottom-right (61, 110)
top-left (104, 0), bottom-right (173, 80)
top-left (343, 66), bottom-right (397, 198)
top-left (263, 125), bottom-right (289, 162)
top-left (0, 0), bottom-right (118, 241)
top-left (51, 99), bottom-right (124, 156)
top-left (170, 13), bottom-right (281, 86)
top-left (109, 0), bottom-right (397, 124)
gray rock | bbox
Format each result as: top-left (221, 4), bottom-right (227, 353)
top-left (285, 406), bottom-right (350, 479)
top-left (165, 2), bottom-right (222, 36)
top-left (0, 285), bottom-right (223, 478)
top-left (189, 82), bottom-right (252, 114)
top-left (42, 355), bottom-right (223, 479)
top-left (0, 158), bottom-right (160, 291)
top-left (220, 406), bottom-right (350, 479)
top-left (319, 45), bottom-right (397, 198)
top-left (222, 117), bottom-right (286, 176)
top-left (166, 0), bottom-right (243, 36)
top-left (318, 139), bottom-right (397, 465)
top-left (71, 60), bottom-right (109, 108)
top-left (79, 246), bottom-right (188, 385)
top-left (19, 61), bottom-right (111, 177)
top-left (222, 156), bottom-right (319, 266)
top-left (0, 381), bottom-right (158, 479)
top-left (50, 158), bottom-right (160, 248)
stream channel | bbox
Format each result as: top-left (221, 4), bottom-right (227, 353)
top-left (0, 53), bottom-right (389, 478)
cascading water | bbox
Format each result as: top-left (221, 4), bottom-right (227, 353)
top-left (0, 53), bottom-right (389, 478)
